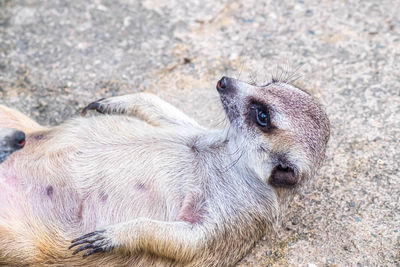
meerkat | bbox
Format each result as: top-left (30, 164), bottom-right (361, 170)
top-left (0, 127), bottom-right (25, 163)
top-left (0, 76), bottom-right (329, 266)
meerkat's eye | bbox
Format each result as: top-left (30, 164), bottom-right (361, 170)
top-left (256, 110), bottom-right (268, 127)
top-left (250, 103), bottom-right (272, 130)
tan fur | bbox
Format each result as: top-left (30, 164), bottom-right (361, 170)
top-left (0, 77), bottom-right (330, 266)
top-left (0, 106), bottom-right (46, 133)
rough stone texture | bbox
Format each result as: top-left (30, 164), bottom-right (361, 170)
top-left (0, 0), bottom-right (399, 266)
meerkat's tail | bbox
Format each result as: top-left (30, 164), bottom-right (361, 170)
top-left (0, 212), bottom-right (137, 266)
top-left (0, 200), bottom-right (73, 266)
top-left (0, 105), bottom-right (47, 133)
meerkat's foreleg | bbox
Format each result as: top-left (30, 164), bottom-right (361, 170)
top-left (81, 93), bottom-right (201, 128)
top-left (69, 218), bottom-right (207, 262)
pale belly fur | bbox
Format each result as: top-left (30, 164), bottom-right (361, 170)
top-left (0, 121), bottom-right (193, 234)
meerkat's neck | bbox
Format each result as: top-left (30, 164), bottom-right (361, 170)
top-left (189, 129), bottom-right (228, 154)
top-left (193, 128), bottom-right (279, 226)
top-left (192, 128), bottom-right (257, 181)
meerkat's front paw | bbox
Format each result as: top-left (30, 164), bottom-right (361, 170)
top-left (81, 98), bottom-right (108, 116)
top-left (69, 228), bottom-right (120, 258)
top-left (81, 97), bottom-right (130, 116)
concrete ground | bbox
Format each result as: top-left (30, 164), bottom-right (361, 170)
top-left (0, 0), bottom-right (399, 266)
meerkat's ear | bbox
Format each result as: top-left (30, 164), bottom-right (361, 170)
top-left (269, 165), bottom-right (298, 188)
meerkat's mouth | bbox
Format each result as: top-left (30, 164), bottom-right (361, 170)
top-left (269, 164), bottom-right (298, 188)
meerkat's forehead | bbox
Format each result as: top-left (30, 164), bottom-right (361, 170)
top-left (243, 82), bottom-right (317, 113)
top-left (266, 82), bottom-right (310, 96)
top-left (232, 78), bottom-right (310, 100)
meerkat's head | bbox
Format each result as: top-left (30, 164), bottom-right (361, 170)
top-left (217, 76), bottom-right (330, 204)
top-left (0, 128), bottom-right (26, 163)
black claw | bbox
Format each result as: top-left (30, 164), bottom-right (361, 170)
top-left (82, 247), bottom-right (105, 258)
top-left (71, 231), bottom-right (98, 243)
top-left (81, 102), bottom-right (100, 116)
top-left (72, 244), bottom-right (94, 255)
top-left (69, 239), bottom-right (90, 250)
top-left (81, 98), bottom-right (106, 116)
top-left (70, 230), bottom-right (108, 257)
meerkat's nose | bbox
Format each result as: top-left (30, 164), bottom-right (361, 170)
top-left (218, 77), bottom-right (228, 89)
top-left (12, 130), bottom-right (26, 149)
top-left (217, 76), bottom-right (234, 93)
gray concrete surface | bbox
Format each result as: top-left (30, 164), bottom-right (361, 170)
top-left (0, 0), bottom-right (399, 266)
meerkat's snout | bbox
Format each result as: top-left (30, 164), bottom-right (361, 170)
top-left (0, 128), bottom-right (26, 163)
top-left (1, 129), bottom-right (26, 150)
top-left (216, 76), bottom-right (234, 94)
top-left (216, 76), bottom-right (250, 124)
top-left (10, 131), bottom-right (26, 149)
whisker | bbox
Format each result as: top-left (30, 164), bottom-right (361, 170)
top-left (285, 64), bottom-right (303, 84)
top-left (222, 140), bottom-right (247, 172)
top-left (289, 74), bottom-right (303, 85)
top-left (237, 62), bottom-right (245, 80)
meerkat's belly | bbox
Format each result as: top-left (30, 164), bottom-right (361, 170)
top-left (0, 162), bottom-right (26, 219)
top-left (0, 156), bottom-right (83, 228)
top-left (0, 118), bottom-right (195, 232)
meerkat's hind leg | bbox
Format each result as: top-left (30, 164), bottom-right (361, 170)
top-left (81, 93), bottom-right (202, 128)
top-left (0, 105), bottom-right (46, 133)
